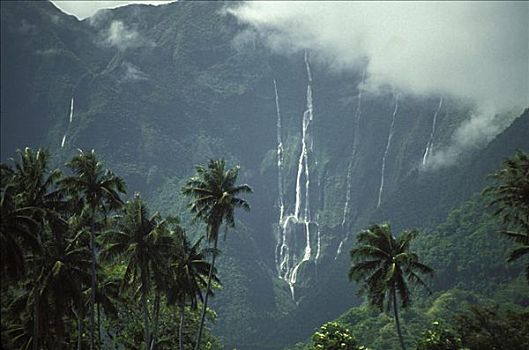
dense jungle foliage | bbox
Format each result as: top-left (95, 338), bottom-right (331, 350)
top-left (1, 148), bottom-right (252, 350)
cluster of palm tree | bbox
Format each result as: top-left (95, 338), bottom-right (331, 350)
top-left (1, 148), bottom-right (251, 350)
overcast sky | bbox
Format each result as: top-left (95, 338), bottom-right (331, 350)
top-left (51, 1), bottom-right (174, 19)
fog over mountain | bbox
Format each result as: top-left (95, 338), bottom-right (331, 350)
top-left (230, 1), bottom-right (529, 167)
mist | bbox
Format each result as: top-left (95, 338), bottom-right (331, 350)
top-left (229, 1), bottom-right (529, 167)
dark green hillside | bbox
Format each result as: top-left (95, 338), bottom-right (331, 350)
top-left (288, 192), bottom-right (529, 350)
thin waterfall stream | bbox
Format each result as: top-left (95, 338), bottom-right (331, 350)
top-left (377, 94), bottom-right (399, 208)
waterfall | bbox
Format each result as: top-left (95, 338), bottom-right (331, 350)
top-left (69, 97), bottom-right (74, 123)
top-left (335, 240), bottom-right (344, 260)
top-left (315, 224), bottom-right (321, 261)
top-left (422, 97), bottom-right (443, 167)
top-left (61, 97), bottom-right (74, 148)
top-left (304, 50), bottom-right (313, 83)
top-left (275, 80), bottom-right (285, 223)
top-left (274, 79), bottom-right (285, 269)
top-left (276, 50), bottom-right (318, 301)
top-left (342, 70), bottom-right (366, 227)
top-left (377, 94), bottom-right (399, 208)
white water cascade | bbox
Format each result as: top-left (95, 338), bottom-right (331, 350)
top-left (422, 97), bottom-right (443, 167)
top-left (377, 95), bottom-right (399, 208)
top-left (61, 97), bottom-right (74, 148)
top-left (276, 51), bottom-right (318, 301)
top-left (274, 79), bottom-right (286, 270)
top-left (335, 72), bottom-right (366, 259)
top-left (341, 70), bottom-right (366, 228)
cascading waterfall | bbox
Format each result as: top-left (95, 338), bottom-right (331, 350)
top-left (377, 94), bottom-right (399, 208)
top-left (335, 240), bottom-right (344, 259)
top-left (422, 97), bottom-right (443, 167)
top-left (335, 71), bottom-right (367, 259)
top-left (315, 221), bottom-right (321, 262)
top-left (274, 79), bottom-right (286, 269)
top-left (61, 97), bottom-right (74, 148)
top-left (276, 50), bottom-right (318, 301)
top-left (341, 70), bottom-right (366, 227)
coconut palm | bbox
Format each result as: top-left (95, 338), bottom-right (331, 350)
top-left (0, 177), bottom-right (40, 281)
top-left (182, 159), bottom-right (251, 350)
top-left (484, 151), bottom-right (529, 282)
top-left (166, 227), bottom-right (217, 350)
top-left (2, 148), bottom-right (63, 350)
top-left (349, 223), bottom-right (434, 350)
top-left (60, 149), bottom-right (126, 350)
top-left (1, 148), bottom-right (62, 281)
top-left (7, 218), bottom-right (92, 349)
top-left (100, 194), bottom-right (173, 350)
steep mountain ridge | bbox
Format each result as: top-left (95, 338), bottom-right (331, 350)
top-left (1, 2), bottom-right (527, 348)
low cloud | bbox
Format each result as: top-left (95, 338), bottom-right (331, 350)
top-left (121, 62), bottom-right (149, 82)
top-left (35, 48), bottom-right (62, 56)
top-left (105, 20), bottom-right (143, 50)
top-left (428, 108), bottom-right (520, 169)
top-left (229, 2), bottom-right (529, 167)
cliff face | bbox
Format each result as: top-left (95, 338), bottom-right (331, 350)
top-left (2, 2), bottom-right (527, 348)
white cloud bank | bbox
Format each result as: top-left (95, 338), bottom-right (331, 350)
top-left (229, 1), bottom-right (529, 167)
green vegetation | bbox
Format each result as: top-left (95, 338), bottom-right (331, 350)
top-left (1, 148), bottom-right (251, 349)
top-left (289, 151), bottom-right (529, 350)
top-left (349, 224), bottom-right (433, 350)
top-left (182, 159), bottom-right (252, 350)
top-left (309, 322), bottom-right (367, 350)
top-left (484, 151), bottom-right (529, 282)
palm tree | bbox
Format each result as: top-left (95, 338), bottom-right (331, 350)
top-left (348, 223), bottom-right (434, 350)
top-left (484, 151), bottom-right (529, 282)
top-left (100, 194), bottom-right (173, 350)
top-left (182, 159), bottom-right (251, 350)
top-left (0, 173), bottom-right (40, 281)
top-left (3, 148), bottom-right (62, 350)
top-left (1, 148), bottom-right (62, 281)
top-left (7, 217), bottom-right (92, 349)
top-left (60, 149), bottom-right (126, 350)
top-left (166, 227), bottom-right (217, 350)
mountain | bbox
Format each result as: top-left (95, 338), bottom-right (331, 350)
top-left (1, 2), bottom-right (527, 349)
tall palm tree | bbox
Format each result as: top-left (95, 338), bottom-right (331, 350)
top-left (3, 148), bottom-right (62, 350)
top-left (348, 223), bottom-right (434, 350)
top-left (1, 148), bottom-right (62, 281)
top-left (60, 149), bottom-right (126, 350)
top-left (166, 227), bottom-right (217, 350)
top-left (182, 159), bottom-right (251, 350)
top-left (484, 151), bottom-right (529, 282)
top-left (7, 217), bottom-right (92, 349)
top-left (100, 194), bottom-right (173, 350)
top-left (0, 176), bottom-right (40, 281)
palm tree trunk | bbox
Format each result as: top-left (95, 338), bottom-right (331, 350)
top-left (194, 235), bottom-right (218, 350)
top-left (392, 289), bottom-right (406, 350)
top-left (142, 273), bottom-right (150, 350)
top-left (150, 291), bottom-right (160, 350)
top-left (90, 206), bottom-right (96, 350)
top-left (178, 305), bottom-right (185, 350)
top-left (97, 302), bottom-right (101, 348)
top-left (33, 267), bottom-right (39, 350)
top-left (77, 310), bottom-right (83, 350)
